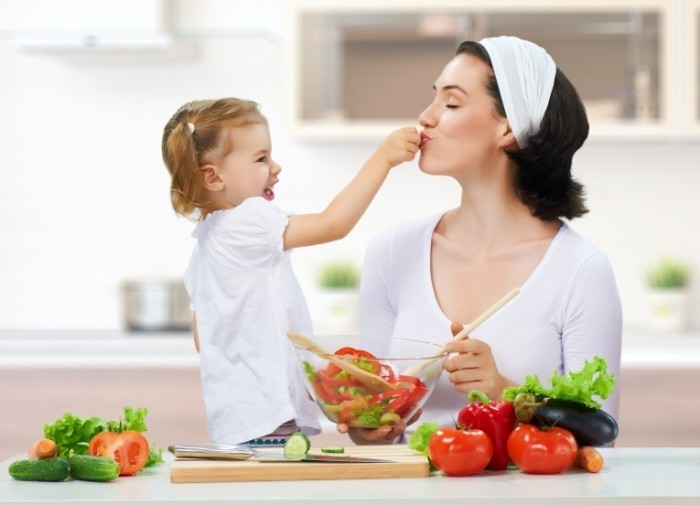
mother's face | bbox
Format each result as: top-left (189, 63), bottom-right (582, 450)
top-left (417, 53), bottom-right (511, 177)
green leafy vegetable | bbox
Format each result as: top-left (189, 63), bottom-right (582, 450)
top-left (407, 421), bottom-right (440, 470)
top-left (146, 447), bottom-right (165, 467)
top-left (43, 413), bottom-right (107, 459)
top-left (43, 406), bottom-right (164, 466)
top-left (502, 356), bottom-right (615, 409)
top-left (354, 404), bottom-right (385, 426)
top-left (302, 361), bottom-right (316, 384)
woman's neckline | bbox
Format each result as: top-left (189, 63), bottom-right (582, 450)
top-left (421, 212), bottom-right (566, 328)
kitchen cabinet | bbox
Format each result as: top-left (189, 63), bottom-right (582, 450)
top-left (2, 448), bottom-right (700, 503)
top-left (286, 0), bottom-right (688, 140)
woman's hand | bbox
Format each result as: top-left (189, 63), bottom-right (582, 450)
top-left (336, 409), bottom-right (423, 445)
top-left (443, 337), bottom-right (515, 400)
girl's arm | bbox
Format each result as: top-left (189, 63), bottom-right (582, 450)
top-left (283, 127), bottom-right (419, 249)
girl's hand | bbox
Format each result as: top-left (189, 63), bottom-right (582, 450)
top-left (443, 337), bottom-right (515, 400)
top-left (374, 127), bottom-right (421, 168)
top-left (336, 409), bottom-right (423, 445)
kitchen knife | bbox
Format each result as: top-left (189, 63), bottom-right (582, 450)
top-left (173, 444), bottom-right (392, 463)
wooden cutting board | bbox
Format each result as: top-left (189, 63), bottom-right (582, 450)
top-left (170, 445), bottom-right (429, 483)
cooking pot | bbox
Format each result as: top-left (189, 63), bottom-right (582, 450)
top-left (122, 278), bottom-right (192, 331)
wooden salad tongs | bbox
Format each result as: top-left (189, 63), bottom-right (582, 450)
top-left (402, 287), bottom-right (520, 377)
top-left (287, 287), bottom-right (519, 393)
top-left (286, 331), bottom-right (396, 393)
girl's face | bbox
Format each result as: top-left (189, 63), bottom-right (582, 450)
top-left (417, 53), bottom-right (511, 177)
top-left (216, 123), bottom-right (281, 207)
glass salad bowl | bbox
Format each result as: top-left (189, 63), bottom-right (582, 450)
top-left (292, 336), bottom-right (447, 428)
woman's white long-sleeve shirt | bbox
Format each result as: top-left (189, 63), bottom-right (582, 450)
top-left (184, 197), bottom-right (320, 444)
top-left (360, 214), bottom-right (622, 431)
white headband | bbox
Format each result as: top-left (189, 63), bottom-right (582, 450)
top-left (479, 36), bottom-right (556, 148)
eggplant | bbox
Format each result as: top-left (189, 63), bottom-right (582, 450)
top-left (514, 394), bottom-right (618, 447)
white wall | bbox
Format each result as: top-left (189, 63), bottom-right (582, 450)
top-left (0, 0), bottom-right (698, 331)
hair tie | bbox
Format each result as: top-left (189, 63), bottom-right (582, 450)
top-left (186, 122), bottom-right (195, 134)
top-left (479, 36), bottom-right (556, 148)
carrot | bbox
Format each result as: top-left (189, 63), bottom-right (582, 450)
top-left (575, 446), bottom-right (604, 473)
top-left (28, 439), bottom-right (58, 460)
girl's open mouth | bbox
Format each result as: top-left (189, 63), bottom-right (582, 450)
top-left (264, 186), bottom-right (275, 200)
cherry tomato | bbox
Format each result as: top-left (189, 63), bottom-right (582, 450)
top-left (88, 430), bottom-right (150, 476)
top-left (507, 424), bottom-right (578, 474)
top-left (428, 427), bottom-right (493, 477)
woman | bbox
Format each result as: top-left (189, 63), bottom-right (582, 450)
top-left (339, 36), bottom-right (622, 444)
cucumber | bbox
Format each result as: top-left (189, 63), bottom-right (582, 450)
top-left (8, 457), bottom-right (70, 482)
top-left (283, 432), bottom-right (310, 457)
top-left (69, 455), bottom-right (120, 482)
top-left (320, 446), bottom-right (345, 454)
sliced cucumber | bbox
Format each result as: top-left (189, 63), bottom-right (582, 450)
top-left (283, 432), bottom-right (310, 457)
top-left (320, 446), bottom-right (345, 454)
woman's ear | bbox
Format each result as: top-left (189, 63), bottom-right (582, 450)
top-left (201, 164), bottom-right (224, 191)
top-left (498, 121), bottom-right (518, 149)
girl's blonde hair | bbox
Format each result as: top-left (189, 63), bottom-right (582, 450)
top-left (161, 97), bottom-right (267, 220)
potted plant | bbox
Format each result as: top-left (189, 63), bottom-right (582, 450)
top-left (644, 258), bottom-right (692, 332)
top-left (315, 261), bottom-right (361, 335)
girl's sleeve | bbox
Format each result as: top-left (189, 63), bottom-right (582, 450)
top-left (560, 253), bottom-right (623, 419)
top-left (215, 198), bottom-right (289, 270)
top-left (359, 232), bottom-right (396, 357)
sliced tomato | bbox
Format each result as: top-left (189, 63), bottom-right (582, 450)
top-left (396, 374), bottom-right (424, 387)
top-left (88, 430), bottom-right (149, 476)
top-left (334, 347), bottom-right (377, 359)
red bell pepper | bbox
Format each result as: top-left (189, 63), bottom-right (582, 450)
top-left (457, 390), bottom-right (516, 470)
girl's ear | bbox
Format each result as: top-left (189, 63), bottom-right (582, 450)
top-left (201, 164), bottom-right (224, 191)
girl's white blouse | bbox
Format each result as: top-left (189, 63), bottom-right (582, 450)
top-left (184, 197), bottom-right (320, 444)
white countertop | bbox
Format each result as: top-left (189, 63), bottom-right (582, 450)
top-left (1, 329), bottom-right (699, 368)
top-left (1, 448), bottom-right (699, 504)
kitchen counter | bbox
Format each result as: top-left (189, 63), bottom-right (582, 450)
top-left (1, 449), bottom-right (699, 504)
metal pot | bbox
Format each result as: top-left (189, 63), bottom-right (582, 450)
top-left (122, 278), bottom-right (192, 331)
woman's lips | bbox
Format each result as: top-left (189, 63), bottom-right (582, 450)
top-left (419, 132), bottom-right (431, 148)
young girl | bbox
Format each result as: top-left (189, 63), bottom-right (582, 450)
top-left (161, 97), bottom-right (420, 446)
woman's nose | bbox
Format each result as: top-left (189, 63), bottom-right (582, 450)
top-left (418, 103), bottom-right (436, 128)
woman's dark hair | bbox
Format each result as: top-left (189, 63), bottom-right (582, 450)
top-left (456, 41), bottom-right (589, 220)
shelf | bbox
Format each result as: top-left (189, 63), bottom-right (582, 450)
top-left (287, 0), bottom-right (681, 140)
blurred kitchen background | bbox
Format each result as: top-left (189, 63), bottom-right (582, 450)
top-left (1, 0), bottom-right (699, 457)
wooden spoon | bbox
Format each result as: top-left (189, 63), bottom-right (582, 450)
top-left (403, 287), bottom-right (520, 377)
top-left (287, 332), bottom-right (395, 392)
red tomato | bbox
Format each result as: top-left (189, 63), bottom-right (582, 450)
top-left (334, 347), bottom-right (377, 359)
top-left (428, 428), bottom-right (493, 477)
top-left (88, 430), bottom-right (150, 476)
top-left (507, 424), bottom-right (578, 474)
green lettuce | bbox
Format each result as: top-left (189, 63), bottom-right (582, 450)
top-left (43, 412), bottom-right (108, 459)
top-left (407, 421), bottom-right (440, 470)
top-left (44, 406), bottom-right (164, 466)
top-left (354, 404), bottom-right (385, 426)
top-left (502, 356), bottom-right (615, 409)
